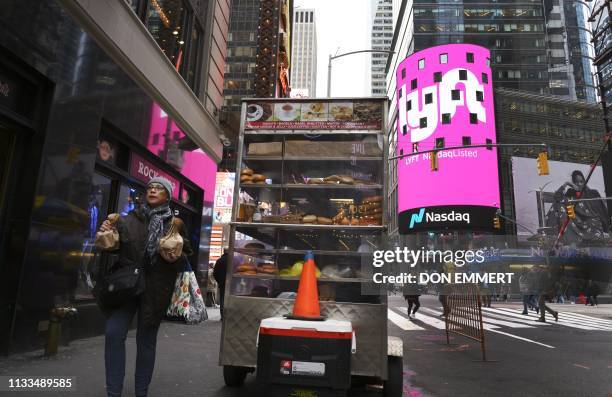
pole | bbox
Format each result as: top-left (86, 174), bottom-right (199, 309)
top-left (326, 49), bottom-right (395, 97)
top-left (327, 54), bottom-right (332, 97)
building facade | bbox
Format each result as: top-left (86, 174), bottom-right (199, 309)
top-left (223, 0), bottom-right (293, 113)
top-left (290, 8), bottom-right (317, 97)
top-left (371, 0), bottom-right (394, 96)
top-left (0, 0), bottom-right (228, 354)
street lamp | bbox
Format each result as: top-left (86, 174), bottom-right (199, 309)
top-left (327, 49), bottom-right (395, 97)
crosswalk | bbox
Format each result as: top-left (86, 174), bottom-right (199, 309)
top-left (388, 305), bottom-right (612, 348)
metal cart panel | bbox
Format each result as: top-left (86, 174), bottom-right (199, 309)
top-left (220, 296), bottom-right (388, 378)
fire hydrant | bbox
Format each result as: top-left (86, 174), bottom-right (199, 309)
top-left (45, 306), bottom-right (78, 356)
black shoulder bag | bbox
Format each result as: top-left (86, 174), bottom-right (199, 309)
top-left (94, 255), bottom-right (146, 309)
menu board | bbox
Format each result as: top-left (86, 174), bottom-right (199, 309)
top-left (244, 100), bottom-right (383, 130)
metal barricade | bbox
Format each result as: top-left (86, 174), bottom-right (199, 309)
top-left (444, 283), bottom-right (487, 361)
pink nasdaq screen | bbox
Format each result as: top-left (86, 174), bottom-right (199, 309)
top-left (396, 44), bottom-right (500, 233)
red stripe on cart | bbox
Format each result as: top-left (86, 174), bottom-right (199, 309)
top-left (259, 327), bottom-right (353, 340)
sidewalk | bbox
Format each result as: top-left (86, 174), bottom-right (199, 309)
top-left (0, 308), bottom-right (255, 397)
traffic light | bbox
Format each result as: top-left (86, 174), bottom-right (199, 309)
top-left (537, 151), bottom-right (549, 176)
top-left (493, 215), bottom-right (501, 229)
top-left (566, 204), bottom-right (576, 219)
top-left (430, 151), bottom-right (438, 171)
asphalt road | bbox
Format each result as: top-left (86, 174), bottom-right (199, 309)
top-left (389, 295), bottom-right (612, 397)
top-left (1, 300), bottom-right (611, 397)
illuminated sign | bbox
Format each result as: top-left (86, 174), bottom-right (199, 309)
top-left (396, 44), bottom-right (500, 233)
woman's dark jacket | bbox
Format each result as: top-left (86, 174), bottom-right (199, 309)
top-left (98, 210), bottom-right (192, 326)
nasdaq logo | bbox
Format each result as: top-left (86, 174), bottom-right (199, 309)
top-left (409, 208), bottom-right (426, 229)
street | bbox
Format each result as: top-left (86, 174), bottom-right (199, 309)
top-left (389, 295), bottom-right (612, 397)
top-left (1, 298), bottom-right (611, 396)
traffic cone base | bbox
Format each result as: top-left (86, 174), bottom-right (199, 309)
top-left (285, 251), bottom-right (325, 321)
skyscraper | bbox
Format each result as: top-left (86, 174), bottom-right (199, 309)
top-left (223, 0), bottom-right (293, 113)
top-left (290, 8), bottom-right (317, 97)
top-left (545, 1), bottom-right (597, 102)
top-left (370, 0), bottom-right (393, 96)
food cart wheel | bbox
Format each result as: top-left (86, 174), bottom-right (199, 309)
top-left (383, 355), bottom-right (403, 397)
top-left (223, 365), bottom-right (249, 387)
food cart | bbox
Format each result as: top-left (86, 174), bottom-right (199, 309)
top-left (218, 98), bottom-right (402, 396)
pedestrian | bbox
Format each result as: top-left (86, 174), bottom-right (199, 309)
top-left (480, 269), bottom-right (492, 308)
top-left (586, 279), bottom-right (600, 306)
top-left (535, 268), bottom-right (559, 323)
top-left (519, 269), bottom-right (530, 315)
top-left (402, 281), bottom-right (423, 319)
top-left (97, 177), bottom-right (192, 397)
top-left (527, 268), bottom-right (539, 313)
top-left (212, 249), bottom-right (228, 319)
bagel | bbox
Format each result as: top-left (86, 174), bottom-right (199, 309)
top-left (302, 215), bottom-right (317, 224)
top-left (241, 168), bottom-right (254, 176)
top-left (317, 216), bottom-right (333, 225)
top-left (240, 175), bottom-right (253, 183)
top-left (251, 174), bottom-right (266, 182)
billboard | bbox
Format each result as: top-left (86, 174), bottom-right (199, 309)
top-left (212, 172), bottom-right (235, 224)
top-left (396, 44), bottom-right (500, 233)
top-left (245, 99), bottom-right (383, 130)
top-left (511, 156), bottom-right (611, 245)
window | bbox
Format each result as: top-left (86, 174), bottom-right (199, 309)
top-left (145, 0), bottom-right (189, 68)
top-left (143, 0), bottom-right (202, 94)
top-left (466, 52), bottom-right (474, 63)
top-left (442, 113), bottom-right (451, 124)
top-left (458, 70), bottom-right (469, 81)
top-left (440, 53), bottom-right (448, 64)
top-left (470, 113), bottom-right (478, 124)
top-left (407, 100), bottom-right (412, 110)
top-left (482, 73), bottom-right (488, 84)
top-left (402, 125), bottom-right (407, 135)
top-left (411, 79), bottom-right (417, 90)
top-left (451, 89), bottom-right (460, 100)
top-left (419, 117), bottom-right (427, 128)
top-left (476, 91), bottom-right (484, 102)
top-left (425, 93), bottom-right (433, 104)
top-left (418, 58), bottom-right (425, 70)
top-left (435, 137), bottom-right (445, 148)
top-left (401, 68), bottom-right (406, 79)
top-left (412, 143), bottom-right (419, 153)
top-left (186, 23), bottom-right (202, 90)
top-left (462, 136), bottom-right (471, 146)
top-left (486, 138), bottom-right (493, 150)
top-left (434, 72), bottom-right (442, 82)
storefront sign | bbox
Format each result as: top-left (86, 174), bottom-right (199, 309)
top-left (129, 153), bottom-right (180, 199)
top-left (245, 99), bottom-right (383, 130)
top-left (396, 44), bottom-right (500, 233)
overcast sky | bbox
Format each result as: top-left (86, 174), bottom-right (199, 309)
top-left (294, 0), bottom-right (374, 98)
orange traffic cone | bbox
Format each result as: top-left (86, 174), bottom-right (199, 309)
top-left (289, 251), bottom-right (324, 320)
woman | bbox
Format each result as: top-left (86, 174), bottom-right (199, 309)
top-left (97, 177), bottom-right (192, 397)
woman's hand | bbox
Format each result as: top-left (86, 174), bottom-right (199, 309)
top-left (99, 220), bottom-right (114, 233)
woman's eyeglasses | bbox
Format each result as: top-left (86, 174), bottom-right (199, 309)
top-left (147, 184), bottom-right (166, 192)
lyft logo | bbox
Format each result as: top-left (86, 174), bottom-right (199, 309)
top-left (398, 68), bottom-right (486, 143)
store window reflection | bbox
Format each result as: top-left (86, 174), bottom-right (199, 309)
top-left (145, 0), bottom-right (189, 71)
top-left (117, 184), bottom-right (144, 216)
top-left (76, 173), bottom-right (112, 301)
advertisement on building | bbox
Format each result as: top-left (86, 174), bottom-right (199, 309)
top-left (511, 156), bottom-right (611, 245)
top-left (396, 44), bottom-right (500, 233)
top-left (245, 99), bottom-right (383, 129)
